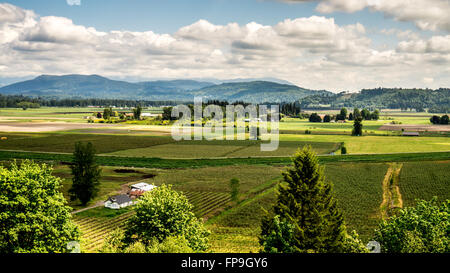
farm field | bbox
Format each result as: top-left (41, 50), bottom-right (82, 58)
top-left (280, 134), bottom-right (450, 154)
top-left (0, 107), bottom-right (449, 253)
top-left (0, 130), bottom-right (448, 158)
top-left (398, 161), bottom-right (450, 207)
top-left (70, 159), bottom-right (449, 253)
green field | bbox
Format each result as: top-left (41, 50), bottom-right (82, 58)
top-left (399, 161), bottom-right (450, 207)
top-left (1, 107), bottom-right (449, 253)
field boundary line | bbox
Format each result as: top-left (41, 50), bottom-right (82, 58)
top-left (380, 163), bottom-right (404, 220)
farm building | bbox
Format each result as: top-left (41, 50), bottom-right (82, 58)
top-left (402, 132), bottom-right (420, 137)
top-left (129, 189), bottom-right (145, 199)
top-left (104, 194), bottom-right (133, 210)
top-left (131, 182), bottom-right (157, 192)
top-left (141, 113), bottom-right (161, 118)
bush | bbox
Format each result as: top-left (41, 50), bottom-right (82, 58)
top-left (341, 144), bottom-right (347, 155)
top-left (123, 184), bottom-right (210, 252)
top-left (101, 229), bottom-right (193, 253)
top-left (374, 198), bottom-right (449, 253)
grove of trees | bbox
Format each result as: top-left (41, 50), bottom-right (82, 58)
top-left (430, 115), bottom-right (449, 125)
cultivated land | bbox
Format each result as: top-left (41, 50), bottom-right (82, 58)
top-left (0, 107), bottom-right (449, 252)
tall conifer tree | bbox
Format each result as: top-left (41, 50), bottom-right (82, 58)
top-left (260, 146), bottom-right (347, 253)
top-left (69, 142), bottom-right (101, 206)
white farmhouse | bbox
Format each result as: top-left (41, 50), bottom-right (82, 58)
top-left (104, 194), bottom-right (133, 210)
top-left (131, 183), bottom-right (157, 192)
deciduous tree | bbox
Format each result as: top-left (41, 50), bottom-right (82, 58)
top-left (124, 184), bottom-right (210, 252)
top-left (0, 161), bottom-right (79, 253)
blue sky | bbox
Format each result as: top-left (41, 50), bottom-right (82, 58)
top-left (0, 0), bottom-right (449, 91)
top-left (9, 0), bottom-right (415, 34)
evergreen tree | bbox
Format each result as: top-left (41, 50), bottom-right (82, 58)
top-left (133, 105), bottom-right (142, 120)
top-left (230, 178), bottom-right (240, 204)
top-left (348, 113), bottom-right (354, 121)
top-left (260, 146), bottom-right (348, 253)
top-left (352, 118), bottom-right (363, 136)
top-left (69, 142), bottom-right (101, 206)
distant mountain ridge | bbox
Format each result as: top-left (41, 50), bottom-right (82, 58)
top-left (0, 74), bottom-right (328, 103)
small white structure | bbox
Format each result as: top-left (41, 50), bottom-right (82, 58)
top-left (131, 183), bottom-right (157, 192)
top-left (141, 113), bottom-right (161, 118)
top-left (104, 194), bottom-right (133, 210)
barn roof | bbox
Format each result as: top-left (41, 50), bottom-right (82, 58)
top-left (108, 194), bottom-right (132, 205)
top-left (402, 132), bottom-right (420, 136)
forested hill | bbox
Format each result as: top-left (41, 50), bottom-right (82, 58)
top-left (191, 81), bottom-right (330, 103)
top-left (0, 75), bottom-right (327, 103)
top-left (300, 88), bottom-right (450, 112)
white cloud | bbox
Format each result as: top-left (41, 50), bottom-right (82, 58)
top-left (278, 0), bottom-right (450, 32)
top-left (0, 3), bottom-right (449, 92)
top-left (66, 0), bottom-right (81, 6)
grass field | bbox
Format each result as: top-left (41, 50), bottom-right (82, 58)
top-left (205, 162), bottom-right (389, 251)
top-left (280, 134), bottom-right (450, 154)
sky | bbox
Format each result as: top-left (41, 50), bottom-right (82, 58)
top-left (0, 0), bottom-right (449, 92)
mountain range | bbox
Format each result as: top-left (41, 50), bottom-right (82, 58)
top-left (0, 74), bottom-right (327, 103)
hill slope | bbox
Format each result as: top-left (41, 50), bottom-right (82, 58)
top-left (192, 81), bottom-right (329, 103)
top-left (0, 75), bottom-right (328, 102)
top-left (300, 88), bottom-right (450, 111)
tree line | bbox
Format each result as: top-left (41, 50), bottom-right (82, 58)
top-left (0, 94), bottom-right (184, 108)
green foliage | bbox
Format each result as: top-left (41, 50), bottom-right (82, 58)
top-left (124, 184), bottom-right (210, 252)
top-left (230, 178), bottom-right (240, 204)
top-left (374, 198), bottom-right (449, 253)
top-left (133, 105), bottom-right (142, 120)
top-left (16, 101), bottom-right (40, 110)
top-left (260, 146), bottom-right (353, 253)
top-left (101, 229), bottom-right (193, 253)
top-left (352, 118), bottom-right (363, 136)
top-left (103, 107), bottom-right (113, 120)
top-left (341, 144), bottom-right (347, 155)
top-left (0, 160), bottom-right (79, 253)
top-left (69, 142), bottom-right (102, 206)
top-left (260, 215), bottom-right (297, 253)
top-left (309, 113), bottom-right (322, 123)
top-left (336, 108), bottom-right (347, 121)
top-left (342, 230), bottom-right (369, 253)
top-left (430, 115), bottom-right (449, 125)
top-left (323, 115), bottom-right (332, 123)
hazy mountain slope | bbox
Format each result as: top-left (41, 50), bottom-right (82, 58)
top-left (0, 75), bottom-right (327, 102)
top-left (192, 81), bottom-right (329, 103)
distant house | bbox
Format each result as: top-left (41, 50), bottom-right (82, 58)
top-left (131, 183), bottom-right (157, 192)
top-left (104, 194), bottom-right (133, 210)
top-left (141, 113), bottom-right (161, 118)
top-left (129, 189), bottom-right (145, 199)
top-left (403, 132), bottom-right (420, 137)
